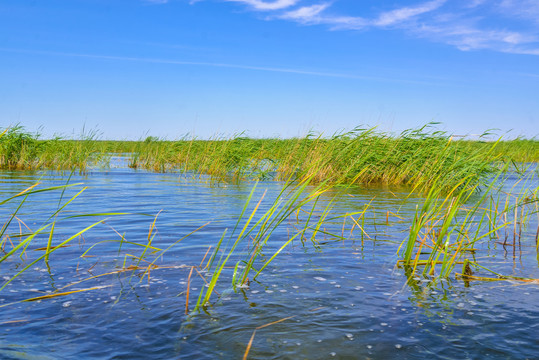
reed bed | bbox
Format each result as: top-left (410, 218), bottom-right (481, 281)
top-left (2, 124), bottom-right (538, 193)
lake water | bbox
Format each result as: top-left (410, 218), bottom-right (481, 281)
top-left (0, 165), bottom-right (538, 359)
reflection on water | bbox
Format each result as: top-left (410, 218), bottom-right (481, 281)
top-left (0, 168), bottom-right (538, 359)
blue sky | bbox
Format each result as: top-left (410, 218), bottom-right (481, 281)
top-left (1, 0), bottom-right (538, 139)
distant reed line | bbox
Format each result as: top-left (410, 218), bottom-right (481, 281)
top-left (1, 124), bottom-right (537, 193)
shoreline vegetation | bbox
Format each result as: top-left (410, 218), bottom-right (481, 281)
top-left (0, 124), bottom-right (538, 193)
top-left (1, 124), bottom-right (538, 317)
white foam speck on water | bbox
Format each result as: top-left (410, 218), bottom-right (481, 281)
top-left (62, 301), bottom-right (72, 308)
top-left (346, 333), bottom-right (353, 339)
top-left (292, 286), bottom-right (299, 289)
top-left (354, 286), bottom-right (363, 290)
top-left (457, 303), bottom-right (465, 308)
top-left (314, 277), bottom-right (327, 281)
top-left (110, 296), bottom-right (117, 300)
top-left (334, 285), bottom-right (341, 288)
top-left (383, 292), bottom-right (392, 296)
top-left (395, 344), bottom-right (402, 349)
top-left (251, 290), bottom-right (259, 294)
top-left (330, 281), bottom-right (336, 284)
top-left (367, 345), bottom-right (373, 349)
top-left (9, 290), bottom-right (17, 293)
top-left (330, 352), bottom-right (336, 357)
top-left (222, 297), bottom-right (232, 301)
top-left (2, 276), bottom-right (10, 281)
top-left (381, 323), bottom-right (388, 326)
top-left (280, 289), bottom-right (287, 293)
top-left (317, 340), bottom-right (322, 343)
top-left (265, 290), bottom-right (274, 293)
top-left (179, 281), bottom-right (186, 285)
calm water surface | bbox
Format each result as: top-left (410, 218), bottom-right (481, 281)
top-left (0, 167), bottom-right (538, 359)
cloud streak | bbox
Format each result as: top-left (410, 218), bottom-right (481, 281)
top-left (227, 0), bottom-right (539, 56)
top-left (372, 0), bottom-right (446, 27)
top-left (0, 47), bottom-right (443, 85)
top-left (225, 0), bottom-right (299, 11)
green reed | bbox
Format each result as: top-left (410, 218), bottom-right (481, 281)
top-left (5, 123), bottom-right (533, 193)
top-left (398, 167), bottom-right (539, 282)
top-left (192, 175), bottom-right (362, 311)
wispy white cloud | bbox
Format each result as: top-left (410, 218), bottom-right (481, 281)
top-left (218, 0), bottom-right (539, 55)
top-left (144, 0), bottom-right (169, 4)
top-left (280, 0), bottom-right (446, 30)
top-left (372, 0), bottom-right (446, 27)
top-left (413, 22), bottom-right (539, 56)
top-left (225, 0), bottom-right (299, 11)
top-left (498, 0), bottom-right (539, 23)
top-left (281, 4), bottom-right (330, 23)
top-left (465, 0), bottom-right (487, 9)
top-left (281, 4), bottom-right (367, 29)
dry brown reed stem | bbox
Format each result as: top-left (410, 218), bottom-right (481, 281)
top-left (456, 273), bottom-right (539, 283)
top-left (243, 315), bottom-right (297, 360)
top-left (0, 317), bottom-right (54, 326)
top-left (0, 285), bottom-right (113, 309)
top-left (199, 246), bottom-right (212, 268)
top-left (23, 285), bottom-right (112, 302)
top-left (185, 266), bottom-right (194, 315)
